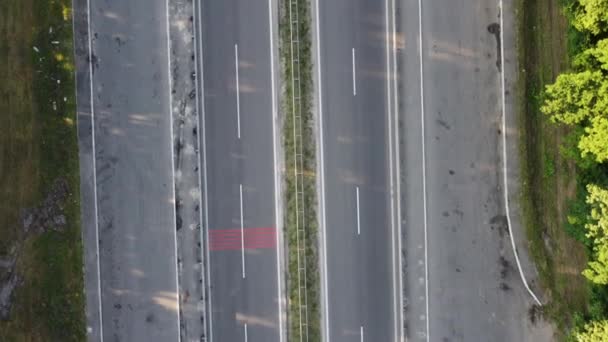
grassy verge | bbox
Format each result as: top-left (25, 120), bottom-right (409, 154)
top-left (279, 0), bottom-right (321, 340)
top-left (0, 0), bottom-right (85, 340)
top-left (516, 0), bottom-right (590, 336)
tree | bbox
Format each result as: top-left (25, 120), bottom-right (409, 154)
top-left (575, 39), bottom-right (608, 71)
top-left (575, 320), bottom-right (608, 341)
top-left (573, 0), bottom-right (608, 35)
top-left (583, 244), bottom-right (608, 284)
top-left (544, 40), bottom-right (608, 163)
top-left (579, 116), bottom-right (608, 163)
top-left (582, 184), bottom-right (608, 284)
top-left (584, 184), bottom-right (608, 242)
top-left (541, 70), bottom-right (607, 124)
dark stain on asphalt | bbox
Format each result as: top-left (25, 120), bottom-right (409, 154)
top-left (176, 216), bottom-right (182, 231)
top-left (114, 36), bottom-right (125, 48)
top-left (499, 256), bottom-right (510, 279)
top-left (490, 214), bottom-right (509, 237)
top-left (90, 53), bottom-right (99, 71)
top-left (146, 313), bottom-right (155, 323)
top-left (487, 23), bottom-right (502, 71)
top-left (528, 304), bottom-right (542, 324)
top-left (452, 209), bottom-right (464, 219)
top-left (436, 118), bottom-right (451, 130)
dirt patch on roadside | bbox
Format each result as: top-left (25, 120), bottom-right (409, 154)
top-left (0, 179), bottom-right (70, 320)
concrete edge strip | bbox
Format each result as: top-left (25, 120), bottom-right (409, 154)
top-left (164, 0), bottom-right (184, 339)
top-left (310, 0), bottom-right (330, 339)
top-left (194, 1), bottom-right (213, 341)
top-left (416, 0), bottom-right (430, 340)
top-left (268, 0), bottom-right (286, 339)
top-left (498, 0), bottom-right (543, 307)
top-left (384, 0), bottom-right (399, 341)
top-left (192, 0), bottom-right (212, 338)
top-left (389, 0), bottom-right (404, 339)
top-left (83, 0), bottom-right (104, 339)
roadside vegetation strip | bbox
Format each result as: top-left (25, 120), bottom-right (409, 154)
top-left (517, 0), bottom-right (608, 339)
top-left (516, 0), bottom-right (587, 334)
top-left (0, 0), bottom-right (85, 341)
top-left (279, 0), bottom-right (321, 340)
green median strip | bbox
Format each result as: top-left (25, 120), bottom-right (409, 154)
top-left (279, 0), bottom-right (321, 340)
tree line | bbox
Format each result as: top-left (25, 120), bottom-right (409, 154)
top-left (541, 0), bottom-right (608, 340)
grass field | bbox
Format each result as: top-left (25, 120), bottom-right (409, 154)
top-left (0, 0), bottom-right (85, 340)
top-left (516, 0), bottom-right (590, 336)
top-left (279, 0), bottom-right (321, 340)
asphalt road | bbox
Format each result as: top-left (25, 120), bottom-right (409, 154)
top-left (75, 0), bottom-right (548, 340)
top-left (196, 0), bottom-right (283, 341)
top-left (399, 0), bottom-right (547, 340)
top-left (315, 0), bottom-right (401, 340)
top-left (84, 0), bottom-right (180, 340)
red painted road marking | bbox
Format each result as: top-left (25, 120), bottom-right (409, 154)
top-left (210, 227), bottom-right (276, 251)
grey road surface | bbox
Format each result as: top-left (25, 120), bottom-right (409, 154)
top-left (315, 0), bottom-right (401, 340)
top-left (398, 0), bottom-right (549, 340)
top-left (78, 0), bottom-right (180, 340)
top-left (196, 0), bottom-right (283, 341)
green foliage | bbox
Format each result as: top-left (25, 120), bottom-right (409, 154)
top-left (589, 285), bottom-right (608, 319)
top-left (585, 184), bottom-right (608, 241)
top-left (574, 319), bottom-right (608, 341)
top-left (582, 184), bottom-right (608, 284)
top-left (566, 182), bottom-right (593, 245)
top-left (543, 39), bottom-right (608, 165)
top-left (579, 117), bottom-right (608, 162)
top-left (541, 70), bottom-right (607, 124)
top-left (584, 247), bottom-right (608, 284)
top-left (574, 39), bottom-right (608, 70)
top-left (573, 0), bottom-right (608, 34)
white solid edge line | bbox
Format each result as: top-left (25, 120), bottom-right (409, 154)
top-left (498, 0), bottom-right (542, 307)
top-left (356, 187), bottom-right (361, 236)
top-left (385, 1), bottom-right (399, 341)
top-left (85, 0), bottom-right (104, 339)
top-left (235, 44), bottom-right (242, 139)
top-left (244, 323), bottom-right (249, 342)
top-left (352, 48), bottom-right (356, 96)
top-left (195, 0), bottom-right (215, 337)
top-left (165, 1), bottom-right (182, 340)
top-left (360, 326), bottom-right (364, 342)
top-left (390, 0), bottom-right (404, 339)
top-left (313, 0), bottom-right (330, 338)
top-left (240, 184), bottom-right (246, 279)
top-left (267, 0), bottom-right (285, 339)
top-left (192, 0), bottom-right (210, 338)
top-left (416, 0), bottom-right (430, 340)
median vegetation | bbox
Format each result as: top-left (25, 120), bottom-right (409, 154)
top-left (518, 0), bottom-right (608, 339)
top-left (279, 0), bottom-right (321, 340)
top-left (0, 0), bottom-right (85, 340)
